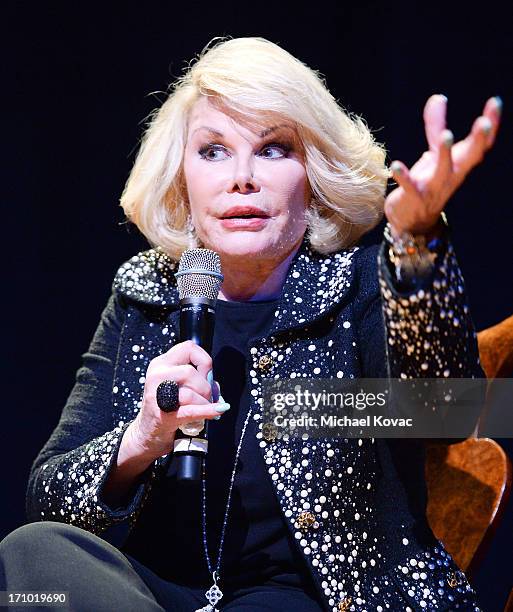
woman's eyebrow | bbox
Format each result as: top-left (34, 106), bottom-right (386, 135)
top-left (192, 126), bottom-right (224, 138)
top-left (260, 125), bottom-right (288, 137)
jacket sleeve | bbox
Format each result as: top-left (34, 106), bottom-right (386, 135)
top-left (25, 289), bottom-right (158, 541)
top-left (376, 229), bottom-right (484, 381)
top-left (354, 229), bottom-right (484, 381)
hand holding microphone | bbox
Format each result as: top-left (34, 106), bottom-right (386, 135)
top-left (129, 248), bottom-right (225, 482)
top-left (161, 247), bottom-right (224, 481)
top-left (129, 340), bottom-right (230, 465)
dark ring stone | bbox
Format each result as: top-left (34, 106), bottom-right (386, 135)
top-left (156, 380), bottom-right (180, 412)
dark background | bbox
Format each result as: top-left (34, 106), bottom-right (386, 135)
top-left (4, 1), bottom-right (513, 609)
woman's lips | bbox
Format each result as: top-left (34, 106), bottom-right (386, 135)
top-left (219, 216), bottom-right (270, 230)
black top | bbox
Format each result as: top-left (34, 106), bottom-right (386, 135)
top-left (165, 298), bottom-right (319, 599)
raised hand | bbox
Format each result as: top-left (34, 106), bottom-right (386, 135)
top-left (385, 94), bottom-right (502, 238)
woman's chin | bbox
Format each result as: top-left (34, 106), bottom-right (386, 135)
top-left (209, 233), bottom-right (277, 259)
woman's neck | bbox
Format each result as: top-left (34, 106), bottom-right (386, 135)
top-left (218, 240), bottom-right (303, 302)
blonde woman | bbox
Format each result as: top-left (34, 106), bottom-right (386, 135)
top-left (0, 37), bottom-right (501, 611)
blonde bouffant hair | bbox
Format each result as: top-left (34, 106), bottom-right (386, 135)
top-left (120, 36), bottom-right (390, 260)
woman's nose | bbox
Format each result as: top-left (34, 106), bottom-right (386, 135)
top-left (229, 158), bottom-right (260, 194)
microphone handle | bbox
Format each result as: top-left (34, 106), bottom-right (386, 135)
top-left (179, 297), bottom-right (215, 354)
top-left (169, 297), bottom-right (215, 482)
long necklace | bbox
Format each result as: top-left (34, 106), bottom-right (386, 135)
top-left (194, 405), bottom-right (255, 612)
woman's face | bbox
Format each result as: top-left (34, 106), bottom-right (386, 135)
top-left (183, 97), bottom-right (310, 262)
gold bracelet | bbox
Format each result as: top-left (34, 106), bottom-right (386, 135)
top-left (384, 213), bottom-right (448, 284)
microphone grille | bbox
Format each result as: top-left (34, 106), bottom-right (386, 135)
top-left (175, 248), bottom-right (223, 300)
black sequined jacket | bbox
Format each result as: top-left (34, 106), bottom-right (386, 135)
top-left (26, 233), bottom-right (483, 612)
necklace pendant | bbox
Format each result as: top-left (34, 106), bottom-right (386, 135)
top-left (194, 573), bottom-right (223, 612)
top-left (205, 581), bottom-right (223, 608)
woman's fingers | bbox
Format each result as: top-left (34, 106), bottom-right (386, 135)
top-left (386, 161), bottom-right (421, 235)
top-left (174, 400), bottom-right (231, 426)
top-left (423, 94), bottom-right (448, 152)
top-left (151, 363), bottom-right (212, 401)
top-left (451, 96), bottom-right (502, 175)
top-left (388, 157), bottom-right (445, 235)
top-left (431, 129), bottom-right (454, 184)
top-left (482, 95), bottom-right (502, 147)
top-left (132, 393), bottom-right (230, 457)
top-left (390, 161), bottom-right (418, 196)
top-left (422, 94), bottom-right (453, 184)
top-left (453, 115), bottom-right (495, 176)
top-left (161, 339), bottom-right (213, 379)
top-left (178, 385), bottom-right (211, 407)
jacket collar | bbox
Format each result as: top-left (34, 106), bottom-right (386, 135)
top-left (113, 235), bottom-right (359, 333)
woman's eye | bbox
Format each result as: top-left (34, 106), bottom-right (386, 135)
top-left (259, 143), bottom-right (290, 159)
top-left (198, 142), bottom-right (291, 161)
top-left (198, 144), bottom-right (228, 161)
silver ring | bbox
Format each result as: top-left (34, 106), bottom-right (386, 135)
top-left (156, 380), bottom-right (180, 413)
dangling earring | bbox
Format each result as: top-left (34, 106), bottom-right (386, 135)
top-left (186, 214), bottom-right (197, 249)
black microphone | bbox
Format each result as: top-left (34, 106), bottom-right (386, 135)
top-left (166, 248), bottom-right (223, 482)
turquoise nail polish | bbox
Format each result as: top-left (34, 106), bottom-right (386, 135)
top-left (442, 130), bottom-right (454, 147)
top-left (438, 94), bottom-right (448, 102)
top-left (215, 403), bottom-right (231, 413)
top-left (390, 162), bottom-right (402, 175)
top-left (207, 370), bottom-right (213, 385)
top-left (213, 415), bottom-right (222, 420)
top-left (494, 96), bottom-right (503, 113)
top-left (482, 118), bottom-right (492, 135)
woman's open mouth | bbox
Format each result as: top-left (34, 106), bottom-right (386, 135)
top-left (219, 206), bottom-right (270, 230)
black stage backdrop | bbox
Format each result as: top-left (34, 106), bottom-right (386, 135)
top-left (4, 2), bottom-right (513, 610)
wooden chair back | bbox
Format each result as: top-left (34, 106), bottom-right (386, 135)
top-left (476, 314), bottom-right (513, 380)
top-left (425, 314), bottom-right (513, 577)
top-left (425, 437), bottom-right (512, 575)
